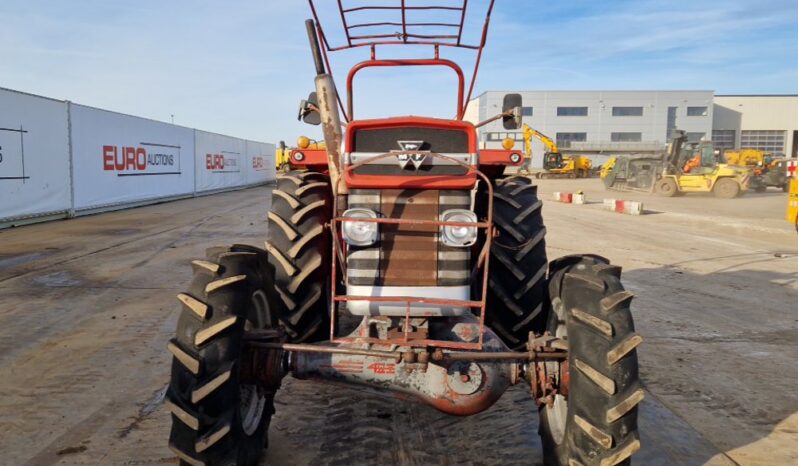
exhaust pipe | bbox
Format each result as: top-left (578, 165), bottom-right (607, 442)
top-left (306, 19), bottom-right (347, 195)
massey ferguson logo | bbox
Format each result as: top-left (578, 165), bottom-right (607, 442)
top-left (103, 143), bottom-right (180, 176)
top-left (395, 140), bottom-right (427, 169)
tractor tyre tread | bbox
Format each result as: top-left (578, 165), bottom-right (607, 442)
top-left (267, 170), bottom-right (331, 342)
top-left (540, 255), bottom-right (641, 466)
top-left (481, 177), bottom-right (548, 350)
top-left (167, 246), bottom-right (278, 466)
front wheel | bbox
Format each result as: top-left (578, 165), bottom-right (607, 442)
top-left (654, 178), bottom-right (678, 197)
top-left (538, 255), bottom-right (642, 466)
top-left (166, 245), bottom-right (282, 466)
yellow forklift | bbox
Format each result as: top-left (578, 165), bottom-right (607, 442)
top-left (603, 130), bottom-right (751, 198)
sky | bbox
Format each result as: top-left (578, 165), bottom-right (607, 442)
top-left (1, 0), bottom-right (797, 144)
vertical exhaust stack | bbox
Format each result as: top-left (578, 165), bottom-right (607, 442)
top-left (306, 19), bottom-right (347, 195)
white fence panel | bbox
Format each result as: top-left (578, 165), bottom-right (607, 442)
top-left (70, 105), bottom-right (195, 210)
top-left (195, 130), bottom-right (250, 192)
top-left (246, 140), bottom-right (276, 185)
top-left (0, 89), bottom-right (71, 222)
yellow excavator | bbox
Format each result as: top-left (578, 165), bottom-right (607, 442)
top-left (520, 124), bottom-right (591, 178)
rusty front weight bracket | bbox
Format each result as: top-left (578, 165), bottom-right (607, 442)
top-left (526, 332), bottom-right (570, 406)
top-left (240, 329), bottom-right (287, 393)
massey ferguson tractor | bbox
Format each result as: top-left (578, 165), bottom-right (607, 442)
top-left (165, 2), bottom-right (642, 465)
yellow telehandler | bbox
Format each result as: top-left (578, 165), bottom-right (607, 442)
top-left (723, 149), bottom-right (789, 192)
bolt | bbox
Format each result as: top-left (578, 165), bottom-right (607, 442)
top-left (460, 374), bottom-right (470, 383)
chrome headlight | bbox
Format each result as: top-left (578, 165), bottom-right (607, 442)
top-left (440, 209), bottom-right (478, 247)
top-left (341, 208), bottom-right (378, 246)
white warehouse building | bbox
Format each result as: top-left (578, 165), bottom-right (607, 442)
top-left (713, 95), bottom-right (798, 158)
top-left (465, 91), bottom-right (798, 167)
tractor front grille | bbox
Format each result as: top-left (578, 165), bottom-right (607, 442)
top-left (346, 189), bottom-right (471, 287)
top-left (349, 126), bottom-right (471, 177)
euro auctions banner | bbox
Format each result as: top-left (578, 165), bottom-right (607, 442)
top-left (246, 140), bottom-right (276, 185)
top-left (195, 130), bottom-right (249, 192)
top-left (0, 89), bottom-right (71, 221)
top-left (70, 104), bottom-right (195, 210)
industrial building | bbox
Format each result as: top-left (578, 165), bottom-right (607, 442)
top-left (713, 95), bottom-right (798, 158)
top-left (465, 91), bottom-right (798, 166)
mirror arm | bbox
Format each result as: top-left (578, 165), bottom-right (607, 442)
top-left (475, 110), bottom-right (513, 129)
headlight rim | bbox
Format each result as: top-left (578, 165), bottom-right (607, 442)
top-left (440, 209), bottom-right (478, 247)
top-left (341, 208), bottom-right (379, 246)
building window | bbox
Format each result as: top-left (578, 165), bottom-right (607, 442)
top-left (557, 106), bottom-right (588, 117)
top-left (486, 132), bottom-right (524, 142)
top-left (611, 132), bottom-right (642, 142)
top-left (612, 106), bottom-right (644, 117)
top-left (740, 130), bottom-right (786, 155)
top-left (687, 132), bottom-right (706, 142)
top-left (556, 132), bottom-right (587, 148)
top-left (522, 106), bottom-right (533, 117)
top-left (686, 106), bottom-right (708, 116)
top-left (712, 130), bottom-right (735, 151)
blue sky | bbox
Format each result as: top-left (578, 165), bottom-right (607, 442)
top-left (1, 0), bottom-right (796, 144)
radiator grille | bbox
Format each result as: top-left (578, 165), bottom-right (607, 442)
top-left (346, 189), bottom-right (471, 287)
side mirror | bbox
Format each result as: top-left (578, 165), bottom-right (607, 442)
top-left (502, 93), bottom-right (523, 130)
top-left (298, 92), bottom-right (321, 126)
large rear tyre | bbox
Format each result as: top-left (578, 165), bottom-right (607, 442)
top-left (713, 178), bottom-right (741, 198)
top-left (539, 255), bottom-right (642, 466)
top-left (481, 177), bottom-right (548, 350)
top-left (166, 246), bottom-right (281, 466)
top-left (266, 171), bottom-right (332, 342)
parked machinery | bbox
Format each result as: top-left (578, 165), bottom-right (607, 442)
top-left (603, 130), bottom-right (751, 198)
top-left (275, 136), bottom-right (327, 172)
top-left (788, 178), bottom-right (798, 233)
top-left (164, 3), bottom-right (642, 466)
top-left (724, 149), bottom-right (789, 192)
top-left (521, 124), bottom-right (592, 178)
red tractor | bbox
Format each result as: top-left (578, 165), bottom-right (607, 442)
top-left (165, 2), bottom-right (642, 465)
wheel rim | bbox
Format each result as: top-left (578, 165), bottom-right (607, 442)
top-left (239, 289), bottom-right (270, 436)
top-left (546, 395), bottom-right (568, 444)
top-left (544, 297), bottom-right (569, 445)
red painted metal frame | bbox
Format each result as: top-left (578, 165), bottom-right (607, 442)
top-left (346, 116), bottom-right (477, 152)
top-left (479, 149), bottom-right (525, 166)
top-left (346, 58), bottom-right (466, 120)
top-left (329, 151), bottom-right (494, 351)
top-left (290, 148), bottom-right (328, 167)
top-left (344, 115), bottom-right (479, 189)
top-left (307, 0), bottom-right (496, 120)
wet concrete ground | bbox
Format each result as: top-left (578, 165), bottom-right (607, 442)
top-left (0, 179), bottom-right (796, 465)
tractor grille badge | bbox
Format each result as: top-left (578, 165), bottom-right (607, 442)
top-left (396, 141), bottom-right (427, 169)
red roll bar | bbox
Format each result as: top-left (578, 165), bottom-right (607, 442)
top-left (307, 0), bottom-right (496, 121)
top-left (346, 58), bottom-right (466, 120)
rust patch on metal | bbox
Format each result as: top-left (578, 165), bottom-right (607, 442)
top-left (380, 189), bottom-right (438, 286)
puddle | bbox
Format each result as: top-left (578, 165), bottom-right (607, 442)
top-left (0, 251), bottom-right (49, 269)
top-left (31, 271), bottom-right (83, 287)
